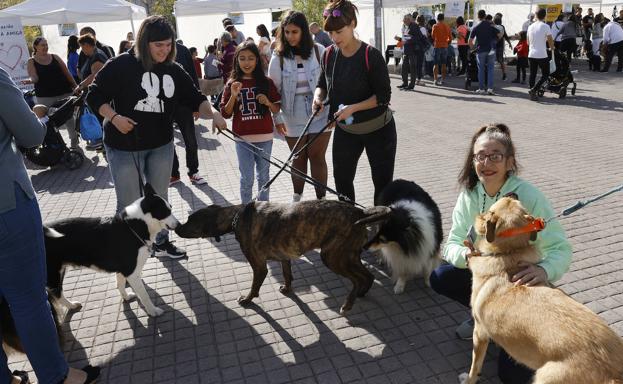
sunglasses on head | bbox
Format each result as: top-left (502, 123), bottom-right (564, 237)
top-left (323, 8), bottom-right (342, 18)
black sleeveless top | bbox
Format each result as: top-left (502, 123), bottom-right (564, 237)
top-left (33, 56), bottom-right (73, 97)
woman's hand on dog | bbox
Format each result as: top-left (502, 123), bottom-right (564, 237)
top-left (512, 262), bottom-right (548, 286)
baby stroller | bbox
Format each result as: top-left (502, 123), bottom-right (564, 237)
top-left (533, 50), bottom-right (577, 99)
top-left (464, 49), bottom-right (479, 90)
top-left (22, 93), bottom-right (84, 170)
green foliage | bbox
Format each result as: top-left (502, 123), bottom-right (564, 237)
top-left (149, 0), bottom-right (176, 29)
top-left (292, 0), bottom-right (325, 26)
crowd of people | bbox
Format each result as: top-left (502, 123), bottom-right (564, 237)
top-left (392, 6), bottom-right (623, 99)
top-left (5, 1), bottom-right (619, 384)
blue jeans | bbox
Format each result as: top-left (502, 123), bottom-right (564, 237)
top-left (477, 50), bottom-right (495, 90)
top-left (235, 140), bottom-right (272, 204)
top-left (0, 184), bottom-right (68, 384)
top-left (105, 141), bottom-right (174, 243)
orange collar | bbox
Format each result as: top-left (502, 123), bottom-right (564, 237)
top-left (496, 218), bottom-right (545, 238)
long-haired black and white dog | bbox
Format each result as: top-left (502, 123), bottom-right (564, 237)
top-left (357, 179), bottom-right (443, 294)
top-left (43, 183), bottom-right (179, 317)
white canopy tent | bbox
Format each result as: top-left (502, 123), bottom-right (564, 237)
top-left (0, 0), bottom-right (146, 30)
top-left (174, 0), bottom-right (292, 54)
top-left (0, 0), bottom-right (147, 62)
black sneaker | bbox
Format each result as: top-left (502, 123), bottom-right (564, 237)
top-left (396, 83), bottom-right (408, 89)
top-left (153, 240), bottom-right (187, 259)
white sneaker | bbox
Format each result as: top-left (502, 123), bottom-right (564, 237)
top-left (475, 89), bottom-right (485, 94)
top-left (292, 193), bottom-right (302, 202)
top-left (487, 88), bottom-right (496, 95)
top-left (456, 317), bottom-right (474, 340)
top-left (189, 173), bottom-right (207, 185)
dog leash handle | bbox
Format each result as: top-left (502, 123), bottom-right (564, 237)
top-left (561, 201), bottom-right (585, 216)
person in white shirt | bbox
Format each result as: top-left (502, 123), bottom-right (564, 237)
top-left (600, 18), bottom-right (623, 72)
top-left (522, 13), bottom-right (534, 32)
top-left (527, 8), bottom-right (554, 101)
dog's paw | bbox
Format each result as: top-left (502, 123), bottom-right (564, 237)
top-left (123, 291), bottom-right (137, 302)
top-left (68, 301), bottom-right (83, 311)
top-left (279, 285), bottom-right (291, 295)
top-left (238, 296), bottom-right (253, 306)
top-left (458, 372), bottom-right (476, 384)
top-left (147, 307), bottom-right (165, 317)
top-left (393, 283), bottom-right (405, 295)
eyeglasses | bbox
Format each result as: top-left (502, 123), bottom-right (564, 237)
top-left (323, 9), bottom-right (342, 18)
top-left (473, 153), bottom-right (505, 163)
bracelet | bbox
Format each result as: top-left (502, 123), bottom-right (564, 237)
top-left (111, 113), bottom-right (119, 123)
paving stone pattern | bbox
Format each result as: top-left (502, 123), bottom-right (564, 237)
top-left (8, 63), bottom-right (623, 383)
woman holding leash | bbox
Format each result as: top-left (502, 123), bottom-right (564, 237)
top-left (0, 67), bottom-right (100, 384)
top-left (87, 16), bottom-right (227, 259)
top-left (269, 11), bottom-right (330, 202)
top-left (313, 0), bottom-right (395, 205)
top-left (429, 124), bottom-right (572, 384)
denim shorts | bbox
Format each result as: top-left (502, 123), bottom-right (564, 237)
top-left (434, 47), bottom-right (448, 65)
top-left (283, 94), bottom-right (330, 138)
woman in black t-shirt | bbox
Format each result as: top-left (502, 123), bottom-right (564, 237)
top-left (24, 37), bottom-right (80, 148)
top-left (313, 0), bottom-right (396, 205)
top-left (87, 16), bottom-right (227, 258)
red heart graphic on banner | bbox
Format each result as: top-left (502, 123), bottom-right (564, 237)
top-left (0, 45), bottom-right (24, 71)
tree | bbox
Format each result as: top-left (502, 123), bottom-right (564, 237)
top-left (292, 0), bottom-right (325, 26)
top-left (0, 0), bottom-right (42, 54)
top-left (135, 0), bottom-right (176, 30)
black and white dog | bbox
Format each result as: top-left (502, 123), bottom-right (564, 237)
top-left (357, 179), bottom-right (443, 294)
top-left (44, 184), bottom-right (179, 317)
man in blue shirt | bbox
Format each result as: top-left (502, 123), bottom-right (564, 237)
top-left (469, 10), bottom-right (502, 94)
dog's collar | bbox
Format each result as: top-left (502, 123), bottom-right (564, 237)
top-left (231, 208), bottom-right (243, 231)
top-left (496, 218), bottom-right (545, 238)
top-left (119, 211), bottom-right (150, 248)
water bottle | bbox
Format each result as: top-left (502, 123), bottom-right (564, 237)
top-left (338, 104), bottom-right (354, 125)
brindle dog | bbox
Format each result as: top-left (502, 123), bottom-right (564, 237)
top-left (175, 200), bottom-right (390, 314)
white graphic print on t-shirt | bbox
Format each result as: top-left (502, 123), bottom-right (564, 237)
top-left (134, 72), bottom-right (175, 113)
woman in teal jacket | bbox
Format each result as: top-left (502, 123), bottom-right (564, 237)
top-left (430, 123), bottom-right (572, 384)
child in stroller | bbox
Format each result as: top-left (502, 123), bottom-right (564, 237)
top-left (531, 49), bottom-right (577, 100)
top-left (23, 94), bottom-right (85, 170)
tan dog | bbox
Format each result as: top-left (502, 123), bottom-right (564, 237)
top-left (459, 197), bottom-right (623, 384)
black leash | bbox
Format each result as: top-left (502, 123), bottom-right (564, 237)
top-left (218, 128), bottom-right (365, 209)
top-left (546, 183), bottom-right (623, 223)
top-left (120, 212), bottom-right (150, 247)
top-left (260, 108), bottom-right (320, 194)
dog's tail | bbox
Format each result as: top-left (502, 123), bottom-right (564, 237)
top-left (355, 206), bottom-right (392, 226)
top-left (44, 226), bottom-right (64, 238)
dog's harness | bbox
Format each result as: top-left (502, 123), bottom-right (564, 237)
top-left (120, 211), bottom-right (150, 248)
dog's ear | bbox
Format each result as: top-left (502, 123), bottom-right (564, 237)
top-left (355, 206), bottom-right (392, 226)
top-left (486, 214), bottom-right (498, 243)
top-left (144, 183), bottom-right (156, 196)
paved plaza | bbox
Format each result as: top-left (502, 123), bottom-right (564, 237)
top-left (8, 62), bottom-right (623, 383)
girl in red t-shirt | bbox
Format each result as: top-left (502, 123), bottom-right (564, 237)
top-left (512, 31), bottom-right (529, 84)
top-left (220, 42), bottom-right (283, 203)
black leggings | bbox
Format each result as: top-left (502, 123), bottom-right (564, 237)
top-left (516, 57), bottom-right (528, 82)
top-left (332, 119), bottom-right (397, 205)
top-left (458, 45), bottom-right (469, 73)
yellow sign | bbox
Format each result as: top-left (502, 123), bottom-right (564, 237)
top-left (539, 4), bottom-right (563, 22)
